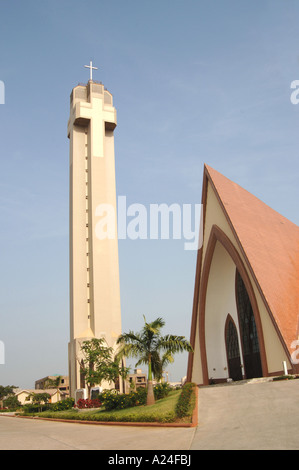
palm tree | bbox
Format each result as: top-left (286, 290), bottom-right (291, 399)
top-left (116, 316), bottom-right (193, 405)
top-left (153, 351), bottom-right (174, 383)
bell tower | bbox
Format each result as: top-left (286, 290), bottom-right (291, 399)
top-left (67, 68), bottom-right (122, 397)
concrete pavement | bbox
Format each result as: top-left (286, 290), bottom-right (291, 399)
top-left (191, 378), bottom-right (299, 450)
top-left (0, 415), bottom-right (196, 450)
top-left (1, 378), bottom-right (299, 450)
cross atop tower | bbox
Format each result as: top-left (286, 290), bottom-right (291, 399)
top-left (84, 60), bottom-right (98, 81)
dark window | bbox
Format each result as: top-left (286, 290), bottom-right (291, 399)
top-left (226, 319), bottom-right (240, 360)
top-left (236, 270), bottom-right (262, 378)
top-left (225, 316), bottom-right (243, 381)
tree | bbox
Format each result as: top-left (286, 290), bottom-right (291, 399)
top-left (3, 395), bottom-right (21, 410)
top-left (0, 385), bottom-right (17, 409)
top-left (116, 316), bottom-right (193, 405)
top-left (25, 392), bottom-right (51, 412)
top-left (79, 338), bottom-right (129, 399)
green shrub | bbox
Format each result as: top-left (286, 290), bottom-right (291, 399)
top-left (273, 375), bottom-right (295, 381)
top-left (99, 389), bottom-right (120, 411)
top-left (50, 397), bottom-right (75, 411)
top-left (23, 397), bottom-right (75, 414)
top-left (3, 396), bottom-right (22, 410)
top-left (175, 382), bottom-right (196, 418)
top-left (154, 382), bottom-right (171, 400)
top-left (93, 411), bottom-right (176, 423)
top-left (23, 403), bottom-right (51, 414)
top-left (133, 387), bottom-right (147, 405)
top-left (100, 387), bottom-right (147, 411)
top-left (100, 385), bottom-right (172, 412)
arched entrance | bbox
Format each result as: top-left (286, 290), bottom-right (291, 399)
top-left (236, 270), bottom-right (263, 379)
top-left (225, 315), bottom-right (243, 381)
top-left (192, 225), bottom-right (268, 385)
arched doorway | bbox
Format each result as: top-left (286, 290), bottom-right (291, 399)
top-left (236, 270), bottom-right (263, 379)
top-left (189, 224), bottom-right (268, 385)
top-left (225, 315), bottom-right (243, 381)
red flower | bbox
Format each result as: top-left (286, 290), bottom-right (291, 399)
top-left (75, 398), bottom-right (102, 409)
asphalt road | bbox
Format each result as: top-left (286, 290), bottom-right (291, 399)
top-left (1, 378), bottom-right (299, 450)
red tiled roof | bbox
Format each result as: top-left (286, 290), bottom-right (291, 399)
top-left (204, 164), bottom-right (299, 355)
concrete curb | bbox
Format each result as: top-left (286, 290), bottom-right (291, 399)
top-left (191, 385), bottom-right (198, 427)
top-left (15, 415), bottom-right (194, 427)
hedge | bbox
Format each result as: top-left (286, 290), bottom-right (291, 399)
top-left (175, 382), bottom-right (196, 418)
top-left (23, 397), bottom-right (74, 414)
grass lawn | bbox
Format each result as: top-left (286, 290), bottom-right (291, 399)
top-left (26, 390), bottom-right (194, 424)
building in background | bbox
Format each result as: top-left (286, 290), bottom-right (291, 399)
top-left (128, 369), bottom-right (147, 390)
top-left (35, 375), bottom-right (69, 397)
top-left (15, 389), bottom-right (62, 405)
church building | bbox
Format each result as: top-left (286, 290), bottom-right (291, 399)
top-left (187, 164), bottom-right (299, 385)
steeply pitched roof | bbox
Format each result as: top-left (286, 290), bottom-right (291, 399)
top-left (204, 164), bottom-right (299, 355)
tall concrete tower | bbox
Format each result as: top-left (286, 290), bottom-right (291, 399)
top-left (67, 74), bottom-right (122, 397)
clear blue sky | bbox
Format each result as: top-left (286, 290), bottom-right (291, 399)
top-left (1, 0), bottom-right (299, 389)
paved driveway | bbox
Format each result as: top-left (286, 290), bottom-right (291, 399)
top-left (1, 379), bottom-right (299, 450)
top-left (191, 378), bottom-right (299, 450)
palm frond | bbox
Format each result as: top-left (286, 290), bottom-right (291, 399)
top-left (158, 335), bottom-right (193, 353)
top-left (115, 342), bottom-right (145, 360)
top-left (116, 331), bottom-right (143, 345)
top-left (161, 350), bottom-right (175, 367)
